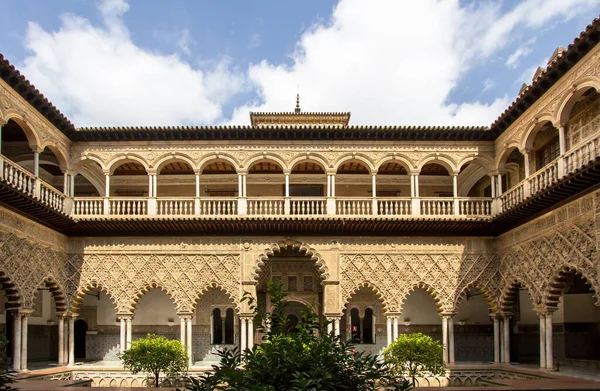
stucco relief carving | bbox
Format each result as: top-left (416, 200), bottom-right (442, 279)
top-left (340, 253), bottom-right (501, 314)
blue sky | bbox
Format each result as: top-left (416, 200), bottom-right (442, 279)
top-left (0, 0), bottom-right (598, 127)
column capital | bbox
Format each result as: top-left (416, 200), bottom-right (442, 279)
top-left (236, 169), bottom-right (248, 175)
top-left (178, 314), bottom-right (193, 320)
top-left (440, 312), bottom-right (456, 318)
top-left (117, 314), bottom-right (133, 320)
top-left (19, 310), bottom-right (34, 317)
top-left (283, 169), bottom-right (292, 175)
top-left (409, 170), bottom-right (421, 175)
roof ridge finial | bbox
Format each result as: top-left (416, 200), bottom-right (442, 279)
top-left (295, 87), bottom-right (301, 113)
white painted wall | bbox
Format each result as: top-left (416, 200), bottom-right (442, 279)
top-left (132, 289), bottom-right (179, 326)
top-left (401, 289), bottom-right (441, 324)
top-left (82, 290), bottom-right (117, 325)
top-left (455, 290), bottom-right (492, 324)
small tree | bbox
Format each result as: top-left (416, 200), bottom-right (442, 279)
top-left (383, 333), bottom-right (445, 386)
top-left (120, 333), bottom-right (188, 387)
top-left (185, 281), bottom-right (411, 391)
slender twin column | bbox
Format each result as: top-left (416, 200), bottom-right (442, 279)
top-left (178, 315), bottom-right (193, 365)
top-left (239, 316), bottom-right (254, 352)
top-left (10, 310), bottom-right (35, 372)
top-left (538, 311), bottom-right (554, 370)
top-left (326, 316), bottom-right (342, 336)
top-left (493, 313), bottom-right (511, 364)
top-left (118, 315), bottom-right (133, 354)
top-left (57, 313), bottom-right (75, 366)
top-left (385, 314), bottom-right (400, 347)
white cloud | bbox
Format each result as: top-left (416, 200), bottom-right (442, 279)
top-left (20, 0), bottom-right (242, 126)
top-left (506, 46), bottom-right (533, 68)
top-left (482, 79), bottom-right (495, 93)
top-left (17, 0), bottom-right (600, 127)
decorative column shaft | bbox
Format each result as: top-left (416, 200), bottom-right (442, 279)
top-left (539, 314), bottom-right (546, 369)
top-left (70, 174), bottom-right (75, 197)
top-left (119, 317), bottom-right (126, 354)
top-left (105, 173), bottom-right (110, 196)
top-left (186, 317), bottom-right (193, 365)
top-left (493, 316), bottom-right (500, 363)
top-left (285, 173), bottom-right (290, 197)
top-left (126, 317), bottom-right (132, 349)
top-left (181, 317), bottom-right (186, 346)
top-left (491, 174), bottom-right (497, 198)
top-left (448, 316), bottom-right (455, 364)
top-left (497, 174), bottom-right (503, 195)
top-left (195, 173), bottom-right (200, 197)
top-left (58, 316), bottom-right (65, 365)
top-left (442, 317), bottom-right (449, 364)
top-left (68, 317), bottom-right (75, 366)
top-left (545, 313), bottom-right (553, 370)
top-left (502, 316), bottom-right (510, 363)
top-left (414, 174), bottom-right (419, 197)
top-left (558, 125), bottom-right (567, 155)
top-left (452, 174), bottom-right (458, 197)
top-left (240, 317), bottom-right (247, 352)
top-left (12, 312), bottom-right (21, 371)
top-left (392, 317), bottom-right (399, 340)
top-left (386, 317), bottom-right (392, 347)
top-left (20, 313), bottom-right (29, 371)
top-left (333, 318), bottom-right (340, 337)
top-left (247, 318), bottom-right (254, 351)
top-left (33, 151), bottom-right (39, 177)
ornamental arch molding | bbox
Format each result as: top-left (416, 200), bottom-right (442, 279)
top-left (74, 154), bottom-right (107, 172)
top-left (0, 111), bottom-right (41, 150)
top-left (107, 154), bottom-right (150, 174)
top-left (416, 155), bottom-right (457, 173)
top-left (498, 279), bottom-right (539, 314)
top-left (153, 153), bottom-right (197, 173)
top-left (252, 240), bottom-right (330, 282)
top-left (556, 76), bottom-right (600, 124)
top-left (243, 153), bottom-right (287, 171)
top-left (520, 114), bottom-right (556, 152)
top-left (130, 282), bottom-right (181, 315)
top-left (198, 153), bottom-right (239, 172)
top-left (456, 155), bottom-right (494, 175)
top-left (399, 282), bottom-right (444, 313)
top-left (342, 282), bottom-right (389, 313)
top-left (192, 282), bottom-right (240, 313)
top-left (453, 281), bottom-right (499, 315)
top-left (40, 142), bottom-right (71, 172)
top-left (288, 155), bottom-right (330, 172)
top-left (27, 275), bottom-right (68, 313)
top-left (333, 154), bottom-right (376, 173)
top-left (69, 281), bottom-right (119, 314)
top-left (495, 141), bottom-right (522, 172)
top-left (374, 155), bottom-right (415, 173)
top-left (0, 270), bottom-right (21, 309)
top-left (544, 264), bottom-right (600, 308)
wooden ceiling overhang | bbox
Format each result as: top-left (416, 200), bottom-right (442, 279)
top-left (70, 125), bottom-right (494, 142)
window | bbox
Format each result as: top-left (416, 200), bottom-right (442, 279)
top-left (537, 138), bottom-right (560, 170)
top-left (212, 307), bottom-right (235, 344)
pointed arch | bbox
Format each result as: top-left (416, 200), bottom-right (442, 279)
top-left (29, 275), bottom-right (68, 313)
top-left (454, 282), bottom-right (499, 314)
top-left (399, 282), bottom-right (443, 313)
top-left (0, 270), bottom-right (21, 309)
top-left (253, 240), bottom-right (329, 282)
top-left (192, 282), bottom-right (239, 313)
top-left (69, 281), bottom-right (119, 314)
top-left (544, 265), bottom-right (600, 308)
top-left (498, 279), bottom-right (537, 314)
top-left (343, 283), bottom-right (388, 313)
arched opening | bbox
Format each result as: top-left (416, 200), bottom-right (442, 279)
top-left (247, 159), bottom-right (284, 214)
top-left (549, 271), bottom-right (600, 366)
top-left (377, 160), bottom-right (410, 198)
top-left (255, 245), bottom-right (325, 332)
top-left (336, 159), bottom-right (371, 197)
top-left (272, 301), bottom-right (310, 333)
top-left (110, 161), bottom-right (148, 197)
top-left (419, 163), bottom-right (452, 197)
top-left (157, 160), bottom-right (195, 197)
top-left (132, 288), bottom-right (178, 343)
top-left (200, 159), bottom-right (238, 197)
top-left (1, 119), bottom-right (35, 173)
top-left (458, 163), bottom-right (492, 198)
top-left (344, 287), bottom-right (383, 353)
top-left (529, 122), bottom-right (560, 173)
top-left (499, 148), bottom-right (525, 193)
top-left (401, 288), bottom-right (441, 342)
top-left (72, 161), bottom-right (104, 197)
top-left (74, 319), bottom-right (88, 359)
top-left (501, 283), bottom-right (538, 364)
top-left (563, 88), bottom-right (600, 150)
top-left (79, 288), bottom-right (119, 361)
top-left (454, 287), bottom-right (494, 362)
top-left (194, 286), bottom-right (236, 362)
top-left (290, 161), bottom-right (326, 197)
top-left (38, 147), bottom-right (66, 193)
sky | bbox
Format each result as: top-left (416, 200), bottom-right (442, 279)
top-left (0, 0), bottom-right (598, 127)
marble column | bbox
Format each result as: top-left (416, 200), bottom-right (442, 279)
top-left (442, 316), bottom-right (449, 364)
top-left (68, 316), bottom-right (75, 366)
top-left (539, 313), bottom-right (546, 369)
top-left (502, 316), bottom-right (510, 364)
top-left (240, 317), bottom-right (247, 352)
top-left (493, 316), bottom-right (500, 363)
top-left (33, 151), bottom-right (39, 177)
top-left (392, 317), bottom-right (399, 340)
top-left (126, 317), bottom-right (132, 349)
top-left (333, 318), bottom-right (340, 337)
top-left (545, 312), bottom-right (553, 370)
top-left (186, 317), bottom-right (193, 365)
top-left (119, 317), bottom-right (126, 354)
top-left (247, 318), bottom-right (254, 351)
top-left (558, 125), bottom-right (567, 155)
top-left (12, 311), bottom-right (21, 371)
top-left (20, 313), bottom-right (29, 371)
top-left (448, 316), bottom-right (455, 364)
top-left (180, 316), bottom-right (186, 346)
top-left (58, 316), bottom-right (65, 365)
top-left (386, 317), bottom-right (392, 347)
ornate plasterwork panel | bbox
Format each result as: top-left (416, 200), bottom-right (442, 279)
top-left (340, 252), bottom-right (501, 314)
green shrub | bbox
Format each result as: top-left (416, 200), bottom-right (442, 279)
top-left (382, 333), bottom-right (445, 386)
top-left (120, 333), bottom-right (188, 387)
top-left (184, 281), bottom-right (411, 391)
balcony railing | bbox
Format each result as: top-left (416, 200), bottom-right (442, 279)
top-left (1, 132), bottom-right (599, 221)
